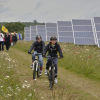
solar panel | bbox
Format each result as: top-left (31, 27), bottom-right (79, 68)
top-left (24, 38), bottom-right (30, 41)
top-left (59, 37), bottom-right (74, 43)
top-left (94, 17), bottom-right (100, 24)
top-left (59, 32), bottom-right (73, 37)
top-left (38, 33), bottom-right (46, 37)
top-left (58, 27), bottom-right (72, 32)
top-left (37, 30), bottom-right (46, 33)
top-left (47, 32), bottom-right (57, 37)
top-left (73, 26), bottom-right (93, 31)
top-left (31, 30), bottom-right (36, 34)
top-left (72, 19), bottom-right (92, 26)
top-left (75, 37), bottom-right (95, 45)
top-left (37, 25), bottom-right (45, 29)
top-left (74, 32), bottom-right (94, 37)
top-left (57, 21), bottom-right (72, 26)
top-left (96, 32), bottom-right (100, 39)
top-left (24, 27), bottom-right (30, 30)
top-left (46, 23), bottom-right (57, 27)
top-left (36, 25), bottom-right (46, 40)
top-left (31, 26), bottom-right (36, 30)
top-left (46, 28), bottom-right (57, 32)
top-left (31, 37), bottom-right (36, 41)
top-left (46, 23), bottom-right (58, 41)
top-left (95, 24), bottom-right (100, 31)
top-left (24, 27), bottom-right (30, 41)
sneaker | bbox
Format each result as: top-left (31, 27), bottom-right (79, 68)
top-left (30, 63), bottom-right (33, 69)
top-left (55, 78), bottom-right (58, 84)
top-left (45, 69), bottom-right (48, 75)
top-left (39, 70), bottom-right (42, 76)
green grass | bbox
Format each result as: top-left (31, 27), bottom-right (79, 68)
top-left (13, 41), bottom-right (100, 81)
top-left (0, 52), bottom-right (34, 100)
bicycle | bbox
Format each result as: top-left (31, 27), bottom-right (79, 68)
top-left (45, 56), bottom-right (60, 90)
top-left (30, 53), bottom-right (42, 80)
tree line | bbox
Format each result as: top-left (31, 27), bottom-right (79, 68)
top-left (0, 20), bottom-right (45, 38)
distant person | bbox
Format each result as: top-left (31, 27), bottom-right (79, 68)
top-left (0, 30), bottom-right (4, 51)
top-left (5, 32), bottom-right (10, 51)
top-left (28, 35), bottom-right (45, 76)
top-left (13, 32), bottom-right (17, 45)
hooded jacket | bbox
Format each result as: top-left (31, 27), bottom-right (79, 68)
top-left (44, 42), bottom-right (63, 57)
top-left (29, 40), bottom-right (45, 54)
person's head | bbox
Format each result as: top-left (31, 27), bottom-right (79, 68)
top-left (6, 32), bottom-right (9, 35)
top-left (50, 36), bottom-right (57, 45)
top-left (36, 35), bottom-right (42, 42)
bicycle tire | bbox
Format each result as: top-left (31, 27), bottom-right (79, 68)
top-left (37, 64), bottom-right (40, 78)
top-left (33, 62), bottom-right (36, 80)
top-left (49, 68), bottom-right (55, 90)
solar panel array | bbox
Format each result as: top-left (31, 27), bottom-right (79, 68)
top-left (30, 26), bottom-right (37, 41)
top-left (72, 19), bottom-right (95, 45)
top-left (37, 25), bottom-right (46, 41)
top-left (24, 27), bottom-right (30, 41)
top-left (93, 17), bottom-right (100, 47)
top-left (24, 17), bottom-right (100, 48)
top-left (57, 21), bottom-right (74, 43)
top-left (46, 23), bottom-right (58, 41)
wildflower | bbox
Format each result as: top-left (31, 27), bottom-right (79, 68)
top-left (6, 76), bottom-right (9, 78)
top-left (41, 97), bottom-right (44, 99)
top-left (25, 80), bottom-right (27, 83)
top-left (34, 89), bottom-right (36, 92)
top-left (28, 93), bottom-right (32, 97)
top-left (88, 55), bottom-right (92, 58)
top-left (1, 86), bottom-right (3, 88)
top-left (8, 94), bottom-right (12, 96)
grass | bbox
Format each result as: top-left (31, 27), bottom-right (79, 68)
top-left (0, 52), bottom-right (34, 100)
top-left (1, 41), bottom-right (100, 100)
top-left (13, 41), bottom-right (100, 81)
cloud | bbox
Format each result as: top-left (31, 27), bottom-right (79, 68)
top-left (34, 2), bottom-right (44, 11)
top-left (0, 0), bottom-right (100, 22)
top-left (0, 5), bottom-right (10, 14)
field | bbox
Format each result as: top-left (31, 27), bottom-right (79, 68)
top-left (0, 41), bottom-right (100, 100)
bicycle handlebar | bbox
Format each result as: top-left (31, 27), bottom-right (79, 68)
top-left (45, 56), bottom-right (61, 59)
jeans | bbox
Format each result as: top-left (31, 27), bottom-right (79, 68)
top-left (0, 41), bottom-right (4, 51)
top-left (32, 51), bottom-right (43, 67)
top-left (46, 56), bottom-right (58, 78)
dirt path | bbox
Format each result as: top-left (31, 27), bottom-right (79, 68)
top-left (8, 48), bottom-right (100, 100)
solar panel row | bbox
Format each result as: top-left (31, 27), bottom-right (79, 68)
top-left (24, 17), bottom-right (100, 47)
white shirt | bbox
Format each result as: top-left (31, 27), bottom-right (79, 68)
top-left (0, 33), bottom-right (4, 41)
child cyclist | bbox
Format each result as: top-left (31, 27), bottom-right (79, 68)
top-left (43, 36), bottom-right (63, 84)
top-left (28, 35), bottom-right (45, 76)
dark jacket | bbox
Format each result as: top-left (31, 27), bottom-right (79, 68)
top-left (13, 36), bottom-right (17, 42)
top-left (29, 40), bottom-right (45, 54)
top-left (5, 35), bottom-right (10, 45)
top-left (44, 42), bottom-right (63, 57)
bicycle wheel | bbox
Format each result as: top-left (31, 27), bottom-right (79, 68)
top-left (49, 68), bottom-right (55, 90)
top-left (37, 64), bottom-right (40, 78)
top-left (33, 62), bottom-right (36, 80)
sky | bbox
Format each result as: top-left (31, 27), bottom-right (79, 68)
top-left (0, 0), bottom-right (100, 22)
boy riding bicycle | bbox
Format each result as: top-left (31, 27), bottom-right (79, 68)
top-left (28, 35), bottom-right (45, 76)
top-left (43, 36), bottom-right (63, 84)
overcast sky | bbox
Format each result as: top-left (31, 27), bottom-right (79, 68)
top-left (0, 0), bottom-right (100, 22)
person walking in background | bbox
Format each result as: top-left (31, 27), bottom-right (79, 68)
top-left (13, 32), bottom-right (17, 45)
top-left (0, 30), bottom-right (4, 51)
top-left (5, 32), bottom-right (10, 51)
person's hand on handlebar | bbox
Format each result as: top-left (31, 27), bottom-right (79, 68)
top-left (42, 54), bottom-right (45, 57)
top-left (28, 50), bottom-right (31, 54)
top-left (60, 56), bottom-right (63, 59)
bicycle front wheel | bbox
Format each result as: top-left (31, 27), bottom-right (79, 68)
top-left (33, 62), bottom-right (36, 80)
top-left (49, 68), bottom-right (55, 90)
